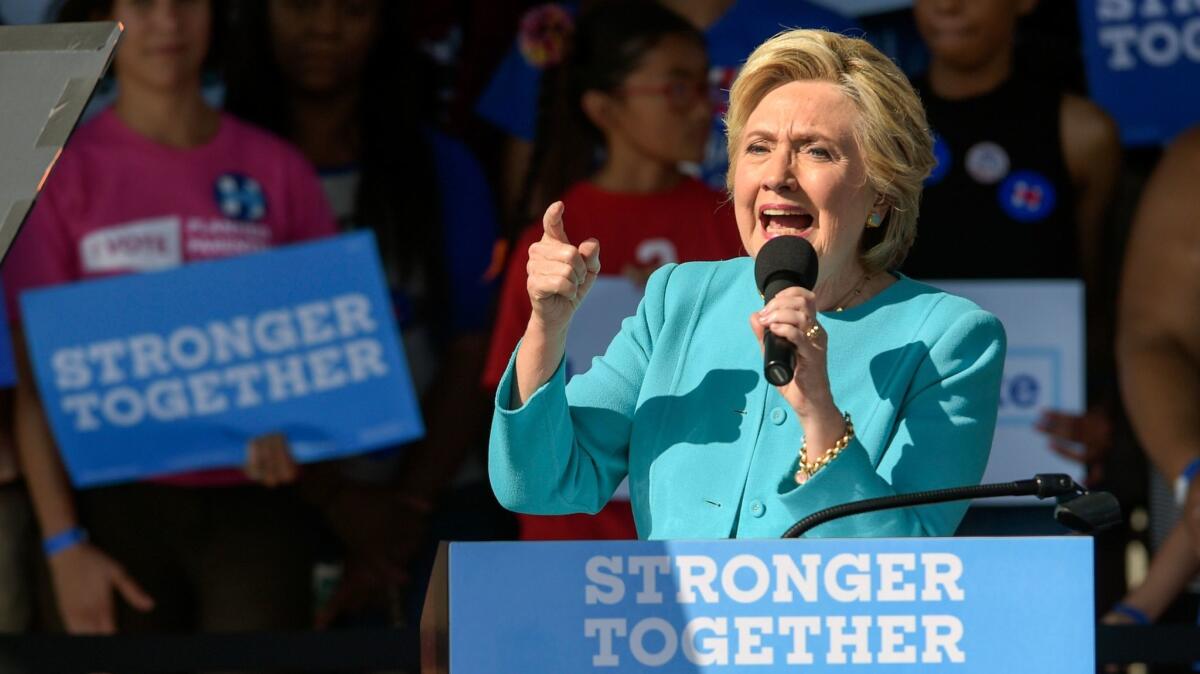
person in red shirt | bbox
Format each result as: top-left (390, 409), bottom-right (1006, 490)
top-left (482, 0), bottom-right (740, 541)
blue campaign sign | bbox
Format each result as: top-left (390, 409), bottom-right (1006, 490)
top-left (0, 280), bottom-right (16, 388)
top-left (1079, 0), bottom-right (1200, 145)
top-left (19, 232), bottom-right (424, 487)
top-left (450, 538), bottom-right (1093, 673)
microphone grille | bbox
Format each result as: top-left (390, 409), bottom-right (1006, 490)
top-left (754, 236), bottom-right (819, 295)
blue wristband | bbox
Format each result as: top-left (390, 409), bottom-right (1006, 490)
top-left (1176, 457), bottom-right (1200, 505)
top-left (1183, 458), bottom-right (1200, 483)
top-left (1110, 602), bottom-right (1150, 625)
top-left (42, 526), bottom-right (88, 558)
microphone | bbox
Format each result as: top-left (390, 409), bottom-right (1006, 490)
top-left (780, 473), bottom-right (1123, 538)
top-left (754, 236), bottom-right (819, 386)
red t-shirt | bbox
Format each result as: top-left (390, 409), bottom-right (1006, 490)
top-left (483, 177), bottom-right (741, 539)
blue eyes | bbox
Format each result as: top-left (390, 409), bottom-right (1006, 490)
top-left (744, 143), bottom-right (832, 160)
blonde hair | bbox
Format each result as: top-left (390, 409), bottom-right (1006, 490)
top-left (725, 29), bottom-right (934, 272)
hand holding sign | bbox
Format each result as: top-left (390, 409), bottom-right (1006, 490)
top-left (526, 201), bottom-right (601, 336)
top-left (1038, 406), bottom-right (1112, 486)
top-left (244, 432), bottom-right (299, 487)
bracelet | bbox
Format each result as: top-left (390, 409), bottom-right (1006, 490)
top-left (42, 526), bottom-right (88, 558)
top-left (1174, 457), bottom-right (1200, 506)
top-left (1109, 602), bottom-right (1150, 625)
top-left (795, 412), bottom-right (854, 484)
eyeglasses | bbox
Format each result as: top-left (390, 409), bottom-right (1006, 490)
top-left (616, 80), bottom-right (722, 111)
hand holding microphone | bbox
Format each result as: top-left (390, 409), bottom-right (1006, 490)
top-left (749, 236), bottom-right (845, 454)
top-left (515, 202), bottom-right (601, 405)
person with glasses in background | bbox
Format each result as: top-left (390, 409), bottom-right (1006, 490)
top-left (477, 0), bottom-right (858, 243)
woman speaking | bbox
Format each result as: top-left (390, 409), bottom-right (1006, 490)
top-left (488, 29), bottom-right (1006, 539)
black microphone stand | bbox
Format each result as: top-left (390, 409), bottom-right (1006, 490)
top-left (781, 473), bottom-right (1122, 538)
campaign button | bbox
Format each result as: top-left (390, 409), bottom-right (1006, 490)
top-left (214, 173), bottom-right (268, 222)
top-left (998, 170), bottom-right (1057, 223)
top-left (965, 141), bottom-right (1010, 184)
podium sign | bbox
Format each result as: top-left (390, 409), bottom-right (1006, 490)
top-left (446, 537), bottom-right (1092, 672)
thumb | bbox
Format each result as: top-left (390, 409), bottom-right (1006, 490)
top-left (541, 201), bottom-right (570, 244)
top-left (110, 563), bottom-right (155, 613)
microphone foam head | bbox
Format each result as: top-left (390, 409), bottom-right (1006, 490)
top-left (754, 236), bottom-right (819, 300)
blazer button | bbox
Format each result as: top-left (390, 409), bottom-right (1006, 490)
top-left (770, 407), bottom-right (787, 425)
top-left (749, 500), bottom-right (765, 517)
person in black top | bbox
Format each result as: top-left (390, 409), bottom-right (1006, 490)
top-left (905, 0), bottom-right (1121, 493)
top-left (905, 0), bottom-right (1119, 283)
top-left (906, 70), bottom-right (1081, 279)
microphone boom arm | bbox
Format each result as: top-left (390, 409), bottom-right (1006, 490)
top-left (781, 473), bottom-right (1119, 538)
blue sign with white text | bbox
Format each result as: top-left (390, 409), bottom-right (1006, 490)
top-left (1079, 0), bottom-right (1200, 145)
top-left (450, 538), bottom-right (1093, 673)
top-left (20, 232), bottom-right (424, 487)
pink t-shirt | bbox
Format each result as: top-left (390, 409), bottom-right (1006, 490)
top-left (2, 108), bottom-right (337, 485)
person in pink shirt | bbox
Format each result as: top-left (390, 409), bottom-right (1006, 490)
top-left (2, 0), bottom-right (335, 635)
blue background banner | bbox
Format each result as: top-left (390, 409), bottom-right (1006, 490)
top-left (0, 280), bottom-right (15, 388)
top-left (1079, 0), bottom-right (1200, 146)
top-left (450, 537), bottom-right (1093, 672)
top-left (20, 232), bottom-right (424, 487)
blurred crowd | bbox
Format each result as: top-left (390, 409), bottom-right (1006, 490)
top-left (0, 0), bottom-right (1197, 671)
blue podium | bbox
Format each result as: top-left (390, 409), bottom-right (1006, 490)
top-left (421, 537), bottom-right (1093, 672)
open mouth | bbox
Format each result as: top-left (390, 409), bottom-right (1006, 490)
top-left (760, 206), bottom-right (815, 239)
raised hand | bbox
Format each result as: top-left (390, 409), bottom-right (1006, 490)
top-left (525, 201), bottom-right (601, 336)
top-left (514, 202), bottom-right (601, 405)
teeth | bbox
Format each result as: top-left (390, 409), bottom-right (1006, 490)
top-left (762, 208), bottom-right (805, 216)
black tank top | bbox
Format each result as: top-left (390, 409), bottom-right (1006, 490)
top-left (902, 75), bottom-right (1078, 279)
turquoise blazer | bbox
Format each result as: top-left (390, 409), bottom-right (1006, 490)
top-left (489, 257), bottom-right (1006, 539)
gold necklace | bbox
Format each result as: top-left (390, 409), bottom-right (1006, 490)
top-left (831, 272), bottom-right (872, 312)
